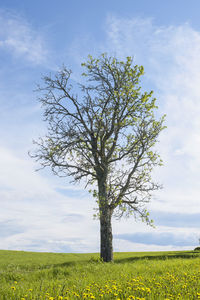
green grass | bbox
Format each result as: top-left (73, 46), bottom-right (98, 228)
top-left (0, 250), bottom-right (200, 299)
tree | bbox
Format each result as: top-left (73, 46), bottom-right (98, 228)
top-left (31, 54), bottom-right (166, 262)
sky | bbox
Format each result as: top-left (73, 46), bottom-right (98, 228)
top-left (1, 0), bottom-right (200, 253)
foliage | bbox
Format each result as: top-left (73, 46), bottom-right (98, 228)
top-left (1, 250), bottom-right (200, 299)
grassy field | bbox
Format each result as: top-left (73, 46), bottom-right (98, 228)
top-left (0, 250), bottom-right (200, 299)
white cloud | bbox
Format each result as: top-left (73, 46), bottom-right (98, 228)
top-left (0, 145), bottom-right (100, 252)
top-left (103, 16), bottom-right (200, 216)
top-left (0, 10), bottom-right (48, 64)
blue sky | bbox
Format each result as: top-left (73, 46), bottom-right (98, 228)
top-left (1, 0), bottom-right (200, 253)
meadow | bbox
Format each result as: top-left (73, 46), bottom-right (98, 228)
top-left (0, 250), bottom-right (200, 299)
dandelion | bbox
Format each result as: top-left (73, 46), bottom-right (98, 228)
top-left (83, 293), bottom-right (88, 298)
top-left (146, 287), bottom-right (151, 293)
top-left (11, 286), bottom-right (16, 290)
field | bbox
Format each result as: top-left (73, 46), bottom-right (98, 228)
top-left (0, 250), bottom-right (200, 299)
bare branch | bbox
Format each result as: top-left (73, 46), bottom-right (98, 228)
top-left (31, 53), bottom-right (165, 228)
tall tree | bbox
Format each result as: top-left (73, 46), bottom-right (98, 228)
top-left (31, 54), bottom-right (166, 262)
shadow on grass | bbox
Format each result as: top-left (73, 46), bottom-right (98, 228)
top-left (52, 261), bottom-right (77, 268)
top-left (114, 251), bottom-right (200, 264)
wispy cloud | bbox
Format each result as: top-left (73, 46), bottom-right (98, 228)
top-left (0, 10), bottom-right (48, 65)
top-left (115, 232), bottom-right (197, 247)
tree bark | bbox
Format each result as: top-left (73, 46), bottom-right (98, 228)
top-left (100, 207), bottom-right (113, 262)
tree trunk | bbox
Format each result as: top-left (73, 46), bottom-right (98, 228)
top-left (98, 171), bottom-right (113, 262)
top-left (100, 207), bottom-right (113, 262)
